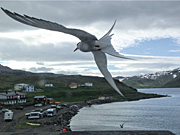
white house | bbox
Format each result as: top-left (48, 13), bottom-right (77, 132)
top-left (79, 82), bottom-right (93, 87)
top-left (84, 82), bottom-right (93, 87)
top-left (0, 92), bottom-right (26, 105)
top-left (26, 85), bottom-right (34, 92)
top-left (14, 83), bottom-right (34, 92)
top-left (14, 83), bottom-right (29, 91)
top-left (45, 84), bottom-right (54, 87)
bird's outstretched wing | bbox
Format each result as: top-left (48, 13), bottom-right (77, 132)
top-left (1, 7), bottom-right (97, 42)
top-left (99, 21), bottom-right (133, 60)
top-left (92, 51), bottom-right (124, 97)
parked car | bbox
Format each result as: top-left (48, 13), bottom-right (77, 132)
top-left (56, 105), bottom-right (63, 110)
top-left (51, 104), bottom-right (62, 110)
top-left (15, 106), bottom-right (24, 110)
top-left (32, 109), bottom-right (43, 112)
top-left (46, 108), bottom-right (56, 117)
top-left (34, 103), bottom-right (43, 107)
top-left (26, 112), bottom-right (43, 119)
top-left (51, 104), bottom-right (56, 108)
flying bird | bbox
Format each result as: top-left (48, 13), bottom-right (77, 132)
top-left (1, 8), bottom-right (132, 97)
top-left (120, 123), bottom-right (125, 128)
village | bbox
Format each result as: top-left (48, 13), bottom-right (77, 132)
top-left (0, 81), bottom-right (113, 132)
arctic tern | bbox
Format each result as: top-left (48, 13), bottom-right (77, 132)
top-left (1, 7), bottom-right (132, 97)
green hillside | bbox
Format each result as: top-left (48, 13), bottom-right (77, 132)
top-left (0, 72), bottom-right (162, 102)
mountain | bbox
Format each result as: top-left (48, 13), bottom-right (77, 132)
top-left (0, 64), bottom-right (13, 72)
top-left (120, 68), bottom-right (180, 88)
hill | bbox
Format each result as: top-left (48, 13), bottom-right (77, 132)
top-left (120, 68), bottom-right (180, 88)
top-left (0, 64), bottom-right (164, 102)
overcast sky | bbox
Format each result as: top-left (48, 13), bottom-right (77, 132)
top-left (0, 1), bottom-right (180, 77)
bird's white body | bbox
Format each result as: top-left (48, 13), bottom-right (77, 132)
top-left (1, 7), bottom-right (132, 97)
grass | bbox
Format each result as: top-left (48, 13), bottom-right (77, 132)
top-left (0, 73), bottom-right (163, 102)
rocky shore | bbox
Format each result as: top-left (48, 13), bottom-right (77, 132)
top-left (50, 93), bottom-right (167, 132)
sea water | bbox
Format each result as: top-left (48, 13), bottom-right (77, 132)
top-left (70, 88), bottom-right (180, 135)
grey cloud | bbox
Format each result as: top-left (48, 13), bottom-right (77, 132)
top-left (1, 1), bottom-right (180, 32)
top-left (36, 62), bottom-right (45, 65)
top-left (56, 70), bottom-right (80, 75)
top-left (29, 67), bottom-right (53, 72)
top-left (0, 38), bottom-right (93, 61)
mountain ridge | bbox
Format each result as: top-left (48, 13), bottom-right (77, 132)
top-left (120, 67), bottom-right (180, 88)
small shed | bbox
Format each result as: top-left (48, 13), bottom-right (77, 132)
top-left (34, 95), bottom-right (47, 105)
top-left (47, 98), bottom-right (54, 104)
top-left (69, 83), bottom-right (78, 89)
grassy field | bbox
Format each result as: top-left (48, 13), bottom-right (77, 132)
top-left (0, 73), bottom-right (163, 102)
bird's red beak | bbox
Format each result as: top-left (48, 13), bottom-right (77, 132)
top-left (74, 47), bottom-right (78, 52)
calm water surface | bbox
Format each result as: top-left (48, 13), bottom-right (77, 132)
top-left (70, 88), bottom-right (180, 135)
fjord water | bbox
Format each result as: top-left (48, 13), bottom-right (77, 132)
top-left (70, 88), bottom-right (180, 135)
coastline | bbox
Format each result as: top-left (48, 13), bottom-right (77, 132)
top-left (66, 93), bottom-right (167, 131)
top-left (0, 93), bottom-right (167, 134)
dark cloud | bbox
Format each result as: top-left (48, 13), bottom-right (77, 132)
top-left (1, 1), bottom-right (180, 32)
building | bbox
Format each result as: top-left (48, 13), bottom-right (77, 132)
top-left (34, 95), bottom-right (47, 105)
top-left (45, 84), bottom-right (54, 87)
top-left (84, 82), bottom-right (93, 87)
top-left (26, 85), bottom-right (34, 92)
top-left (79, 82), bottom-right (93, 87)
top-left (0, 91), bottom-right (26, 105)
top-left (69, 83), bottom-right (78, 89)
top-left (14, 83), bottom-right (34, 92)
top-left (47, 98), bottom-right (54, 104)
top-left (14, 83), bottom-right (29, 91)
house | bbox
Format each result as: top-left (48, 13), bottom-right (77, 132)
top-left (69, 83), bottom-right (78, 89)
top-left (14, 83), bottom-right (29, 91)
top-left (14, 83), bottom-right (35, 92)
top-left (84, 82), bottom-right (93, 87)
top-left (79, 82), bottom-right (93, 87)
top-left (34, 95), bottom-right (47, 105)
top-left (47, 98), bottom-right (54, 104)
top-left (26, 85), bottom-right (34, 92)
top-left (45, 84), bottom-right (54, 87)
top-left (0, 91), bottom-right (26, 105)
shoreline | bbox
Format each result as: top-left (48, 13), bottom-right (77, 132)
top-left (65, 93), bottom-right (167, 131)
top-left (0, 93), bottom-right (167, 133)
